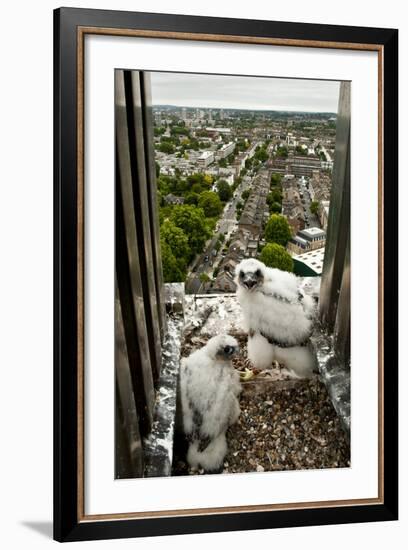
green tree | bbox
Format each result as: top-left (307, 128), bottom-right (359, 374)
top-left (198, 191), bottom-right (223, 218)
top-left (216, 180), bottom-right (232, 202)
top-left (199, 273), bottom-right (211, 284)
top-left (245, 157), bottom-right (253, 169)
top-left (254, 147), bottom-right (268, 162)
top-left (295, 145), bottom-right (307, 156)
top-left (160, 220), bottom-right (189, 261)
top-left (184, 192), bottom-right (200, 205)
top-left (270, 202), bottom-right (282, 214)
top-left (270, 173), bottom-right (282, 186)
top-left (203, 174), bottom-right (213, 187)
top-left (191, 183), bottom-right (203, 194)
top-left (241, 189), bottom-right (250, 201)
top-left (260, 243), bottom-right (294, 273)
top-left (160, 240), bottom-right (185, 282)
top-left (154, 126), bottom-right (166, 136)
top-left (158, 142), bottom-right (175, 154)
top-left (276, 145), bottom-right (288, 158)
top-left (175, 179), bottom-right (188, 195)
top-left (310, 200), bottom-right (320, 215)
top-left (170, 205), bottom-right (210, 255)
top-left (266, 189), bottom-right (282, 207)
top-left (186, 173), bottom-right (203, 186)
top-left (265, 214), bottom-right (292, 247)
top-left (170, 125), bottom-right (190, 136)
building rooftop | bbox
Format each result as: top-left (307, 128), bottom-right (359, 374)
top-left (299, 227), bottom-right (326, 239)
top-left (205, 127), bottom-right (231, 133)
top-left (198, 151), bottom-right (214, 159)
top-left (219, 142), bottom-right (234, 150)
top-left (293, 248), bottom-right (325, 275)
top-left (292, 236), bottom-right (308, 246)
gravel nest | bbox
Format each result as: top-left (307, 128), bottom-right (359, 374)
top-left (173, 332), bottom-right (350, 476)
top-left (224, 379), bottom-right (350, 474)
top-left (173, 379), bottom-right (350, 475)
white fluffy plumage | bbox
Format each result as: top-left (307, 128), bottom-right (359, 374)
top-left (235, 258), bottom-right (316, 378)
top-left (179, 334), bottom-right (241, 472)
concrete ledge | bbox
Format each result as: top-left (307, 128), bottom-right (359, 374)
top-left (310, 324), bottom-right (350, 437)
top-left (143, 285), bottom-right (184, 477)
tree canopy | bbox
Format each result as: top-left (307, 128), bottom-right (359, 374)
top-left (169, 204), bottom-right (210, 255)
top-left (310, 200), bottom-right (320, 215)
top-left (260, 243), bottom-right (294, 272)
top-left (241, 189), bottom-right (250, 201)
top-left (265, 214), bottom-right (292, 247)
top-left (270, 173), bottom-right (283, 186)
top-left (160, 240), bottom-right (186, 282)
top-left (158, 142), bottom-right (175, 154)
top-left (198, 191), bottom-right (223, 218)
top-left (266, 189), bottom-right (282, 207)
top-left (216, 180), bottom-right (233, 202)
top-left (270, 202), bottom-right (282, 214)
top-left (160, 219), bottom-right (190, 260)
top-left (254, 146), bottom-right (268, 162)
top-left (276, 145), bottom-right (288, 158)
top-left (199, 272), bottom-right (211, 284)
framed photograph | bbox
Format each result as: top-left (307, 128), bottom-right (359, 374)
top-left (54, 7), bottom-right (398, 542)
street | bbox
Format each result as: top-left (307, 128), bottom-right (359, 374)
top-left (297, 176), bottom-right (320, 229)
top-left (185, 174), bottom-right (253, 293)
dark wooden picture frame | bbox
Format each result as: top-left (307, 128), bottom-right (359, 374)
top-left (54, 7), bottom-right (398, 542)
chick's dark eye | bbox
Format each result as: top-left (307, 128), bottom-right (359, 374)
top-left (239, 271), bottom-right (244, 278)
top-left (224, 346), bottom-right (233, 354)
top-left (255, 269), bottom-right (261, 277)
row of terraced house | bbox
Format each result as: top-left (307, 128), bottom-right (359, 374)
top-left (211, 169), bottom-right (271, 293)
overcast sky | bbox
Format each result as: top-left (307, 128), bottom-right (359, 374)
top-left (150, 72), bottom-right (340, 113)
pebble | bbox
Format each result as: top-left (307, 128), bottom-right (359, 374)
top-left (173, 334), bottom-right (350, 477)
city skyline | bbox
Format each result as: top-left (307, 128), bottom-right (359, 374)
top-left (150, 72), bottom-right (340, 113)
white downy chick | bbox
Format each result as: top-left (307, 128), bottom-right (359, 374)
top-left (235, 258), bottom-right (317, 378)
top-left (179, 334), bottom-right (241, 472)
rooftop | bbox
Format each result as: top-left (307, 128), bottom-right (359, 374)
top-left (205, 127), bottom-right (231, 133)
top-left (198, 151), bottom-right (214, 159)
top-left (293, 248), bottom-right (325, 275)
top-left (299, 227), bottom-right (326, 239)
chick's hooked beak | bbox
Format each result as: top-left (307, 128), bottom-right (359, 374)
top-left (242, 272), bottom-right (258, 290)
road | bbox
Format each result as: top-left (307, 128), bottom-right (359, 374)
top-left (297, 176), bottom-right (321, 229)
top-left (185, 169), bottom-right (321, 293)
top-left (185, 174), bottom-right (254, 293)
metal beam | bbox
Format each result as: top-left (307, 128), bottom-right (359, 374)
top-left (319, 81), bottom-right (351, 332)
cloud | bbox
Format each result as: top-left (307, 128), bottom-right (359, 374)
top-left (150, 71), bottom-right (340, 113)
